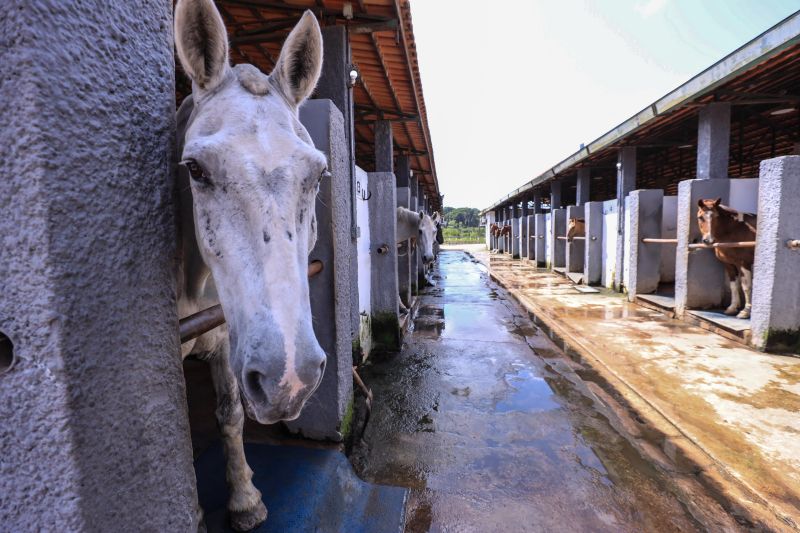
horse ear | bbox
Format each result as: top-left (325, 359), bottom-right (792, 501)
top-left (271, 11), bottom-right (323, 107)
top-left (174, 0), bottom-right (230, 91)
top-left (713, 198), bottom-right (722, 208)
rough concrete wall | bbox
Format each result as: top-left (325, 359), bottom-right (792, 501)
top-left (626, 190), bottom-right (663, 301)
top-left (0, 1), bottom-right (198, 530)
top-left (751, 156), bottom-right (800, 351)
top-left (396, 187), bottom-right (412, 306)
top-left (674, 179), bottom-right (730, 316)
top-left (566, 205), bottom-right (585, 274)
top-left (511, 218), bottom-right (520, 258)
top-left (661, 196), bottom-right (678, 283)
top-left (290, 100), bottom-right (353, 440)
top-left (368, 172), bottom-right (400, 351)
top-left (602, 200), bottom-right (619, 289)
top-left (534, 214), bottom-right (546, 266)
top-left (552, 209), bottom-right (567, 269)
top-left (519, 216), bottom-right (528, 258)
top-left (584, 202), bottom-right (603, 285)
top-left (526, 216), bottom-right (535, 260)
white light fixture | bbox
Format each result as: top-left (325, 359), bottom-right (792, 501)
top-left (347, 64), bottom-right (359, 88)
top-left (770, 107), bottom-right (796, 116)
top-left (616, 162), bottom-right (622, 171)
top-left (343, 2), bottom-right (354, 20)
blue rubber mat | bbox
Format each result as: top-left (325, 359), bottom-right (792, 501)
top-left (195, 442), bottom-right (407, 533)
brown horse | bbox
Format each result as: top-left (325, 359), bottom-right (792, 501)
top-left (500, 225), bottom-right (512, 237)
top-left (567, 218), bottom-right (585, 242)
top-left (490, 223), bottom-right (501, 237)
top-left (696, 198), bottom-right (757, 319)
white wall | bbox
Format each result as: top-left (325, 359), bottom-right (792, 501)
top-left (661, 196), bottom-right (678, 283)
top-left (623, 196), bottom-right (631, 290)
top-left (729, 178), bottom-right (759, 213)
top-left (601, 199), bottom-right (618, 289)
top-left (545, 212), bottom-right (552, 268)
top-left (356, 167), bottom-right (371, 316)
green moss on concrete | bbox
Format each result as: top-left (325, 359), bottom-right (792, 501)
top-left (763, 328), bottom-right (800, 354)
top-left (339, 393), bottom-right (355, 440)
top-left (371, 312), bottom-right (400, 352)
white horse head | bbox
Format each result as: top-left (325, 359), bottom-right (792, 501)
top-left (175, 0), bottom-right (326, 424)
top-left (418, 211), bottom-right (440, 264)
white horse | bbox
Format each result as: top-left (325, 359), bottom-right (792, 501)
top-left (175, 1), bottom-right (326, 529)
top-left (397, 207), bottom-right (440, 264)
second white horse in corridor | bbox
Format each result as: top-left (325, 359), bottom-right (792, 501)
top-left (175, 0), bottom-right (327, 529)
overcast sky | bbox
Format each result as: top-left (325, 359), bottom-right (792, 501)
top-left (409, 0), bottom-right (798, 209)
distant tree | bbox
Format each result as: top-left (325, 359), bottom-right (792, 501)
top-left (443, 206), bottom-right (480, 227)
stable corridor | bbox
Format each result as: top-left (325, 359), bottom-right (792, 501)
top-left (352, 251), bottom-right (727, 532)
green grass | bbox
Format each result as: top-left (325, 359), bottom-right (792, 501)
top-left (442, 226), bottom-right (484, 244)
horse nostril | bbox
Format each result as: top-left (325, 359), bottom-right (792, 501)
top-left (245, 370), bottom-right (269, 404)
top-left (319, 360), bottom-right (326, 374)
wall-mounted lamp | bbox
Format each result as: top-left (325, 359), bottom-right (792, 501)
top-left (347, 64), bottom-right (360, 88)
top-left (616, 162), bottom-right (622, 171)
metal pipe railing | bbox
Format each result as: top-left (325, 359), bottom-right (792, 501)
top-left (179, 260), bottom-right (324, 344)
top-left (641, 238), bottom-right (678, 244)
top-left (687, 241), bottom-right (756, 249)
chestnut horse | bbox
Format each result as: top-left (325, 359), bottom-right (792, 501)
top-left (567, 218), bottom-right (585, 242)
top-left (696, 198), bottom-right (757, 319)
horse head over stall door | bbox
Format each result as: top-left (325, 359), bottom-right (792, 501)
top-left (697, 198), bottom-right (758, 319)
top-left (174, 0), bottom-right (327, 529)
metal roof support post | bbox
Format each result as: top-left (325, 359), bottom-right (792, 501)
top-left (576, 168), bottom-right (591, 206)
top-left (615, 147), bottom-right (637, 292)
top-left (696, 102), bottom-right (731, 180)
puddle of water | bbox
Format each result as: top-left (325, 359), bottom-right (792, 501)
top-left (496, 368), bottom-right (559, 413)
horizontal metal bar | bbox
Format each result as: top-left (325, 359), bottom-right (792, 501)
top-left (642, 238), bottom-right (678, 244)
top-left (687, 241), bottom-right (756, 249)
top-left (180, 260), bottom-right (324, 344)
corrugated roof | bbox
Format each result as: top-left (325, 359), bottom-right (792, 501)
top-left (482, 10), bottom-right (800, 215)
top-left (176, 1), bottom-right (440, 209)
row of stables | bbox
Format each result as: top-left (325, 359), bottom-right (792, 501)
top-left (482, 12), bottom-right (800, 353)
top-left (3, 0), bottom-right (442, 531)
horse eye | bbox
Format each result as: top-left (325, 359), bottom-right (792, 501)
top-left (419, 229), bottom-right (423, 234)
top-left (181, 159), bottom-right (211, 186)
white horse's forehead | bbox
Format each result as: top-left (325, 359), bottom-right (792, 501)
top-left (186, 85), bottom-right (321, 167)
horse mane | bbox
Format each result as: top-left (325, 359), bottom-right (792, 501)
top-left (717, 204), bottom-right (758, 233)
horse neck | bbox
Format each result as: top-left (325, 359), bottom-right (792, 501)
top-left (397, 208), bottom-right (418, 242)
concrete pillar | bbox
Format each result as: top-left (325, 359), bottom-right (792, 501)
top-left (520, 201), bottom-right (530, 258)
top-left (566, 205), bottom-right (585, 274)
top-left (696, 103), bottom-right (731, 180)
top-left (417, 180), bottom-right (426, 286)
top-left (526, 215), bottom-right (536, 260)
top-left (534, 214), bottom-right (547, 266)
top-left (576, 168), bottom-right (591, 206)
top-left (551, 181), bottom-right (562, 210)
top-left (316, 25), bottom-right (359, 347)
top-left (396, 185), bottom-right (412, 307)
top-left (375, 120), bottom-right (393, 173)
top-left (290, 100), bottom-right (354, 440)
top-left (408, 176), bottom-right (422, 295)
top-left (584, 201), bottom-right (603, 285)
top-left (533, 192), bottom-right (543, 214)
top-left (511, 204), bottom-right (520, 258)
top-left (614, 147), bottom-right (637, 291)
top-left (674, 179), bottom-right (730, 316)
top-left (751, 156), bottom-right (800, 351)
top-left (368, 172), bottom-right (400, 351)
top-left (551, 208), bottom-right (567, 269)
top-left (0, 2), bottom-right (198, 530)
top-left (625, 189), bottom-right (664, 301)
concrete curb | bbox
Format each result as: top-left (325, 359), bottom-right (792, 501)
top-left (474, 254), bottom-right (795, 532)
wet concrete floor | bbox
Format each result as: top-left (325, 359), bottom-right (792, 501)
top-left (351, 251), bottom-right (706, 532)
